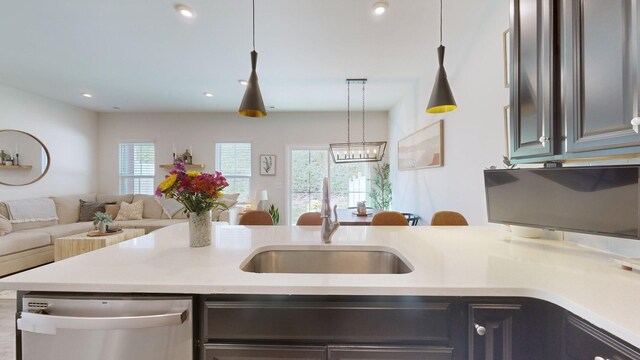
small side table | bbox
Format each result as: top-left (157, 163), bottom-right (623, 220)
top-left (54, 228), bottom-right (145, 261)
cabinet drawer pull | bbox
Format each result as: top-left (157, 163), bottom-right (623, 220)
top-left (474, 323), bottom-right (486, 336)
top-left (539, 136), bottom-right (550, 144)
top-left (631, 117), bottom-right (640, 133)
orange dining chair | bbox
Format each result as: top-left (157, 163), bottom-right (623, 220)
top-left (238, 210), bottom-right (274, 225)
top-left (296, 212), bottom-right (323, 226)
top-left (430, 211), bottom-right (469, 226)
top-left (370, 211), bottom-right (409, 226)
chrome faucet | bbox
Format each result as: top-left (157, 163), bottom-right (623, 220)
top-left (321, 177), bottom-right (340, 244)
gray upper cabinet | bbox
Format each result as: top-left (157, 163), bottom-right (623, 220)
top-left (510, 0), bottom-right (557, 159)
top-left (563, 0), bottom-right (640, 153)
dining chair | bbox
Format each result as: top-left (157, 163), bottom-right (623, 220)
top-left (430, 211), bottom-right (469, 226)
top-left (238, 210), bottom-right (274, 225)
top-left (401, 213), bottom-right (421, 226)
top-left (370, 211), bottom-right (409, 226)
top-left (296, 212), bottom-right (322, 226)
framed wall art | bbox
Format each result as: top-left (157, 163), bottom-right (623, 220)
top-left (398, 119), bottom-right (444, 170)
top-left (260, 155), bottom-right (276, 175)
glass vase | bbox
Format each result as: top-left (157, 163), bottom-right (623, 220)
top-left (188, 210), bottom-right (212, 247)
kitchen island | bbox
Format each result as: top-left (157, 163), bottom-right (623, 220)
top-left (2, 223), bottom-right (639, 358)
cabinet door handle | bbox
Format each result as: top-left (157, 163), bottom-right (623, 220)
top-left (631, 117), bottom-right (640, 133)
top-left (539, 136), bottom-right (550, 144)
top-left (474, 323), bottom-right (486, 336)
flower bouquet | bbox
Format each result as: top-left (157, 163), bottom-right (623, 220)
top-left (156, 161), bottom-right (228, 247)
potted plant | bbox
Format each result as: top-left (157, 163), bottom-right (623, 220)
top-left (369, 162), bottom-right (392, 210)
top-left (268, 204), bottom-right (280, 225)
top-left (93, 212), bottom-right (113, 233)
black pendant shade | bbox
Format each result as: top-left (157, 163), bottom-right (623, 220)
top-left (239, 50), bottom-right (266, 118)
top-left (426, 45), bottom-right (457, 114)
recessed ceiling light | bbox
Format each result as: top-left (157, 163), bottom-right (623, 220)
top-left (238, 80), bottom-right (248, 86)
top-left (175, 4), bottom-right (194, 18)
top-left (372, 1), bottom-right (389, 15)
top-left (81, 93), bottom-right (93, 98)
top-left (203, 92), bottom-right (213, 98)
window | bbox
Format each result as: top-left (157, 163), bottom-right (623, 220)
top-left (288, 147), bottom-right (370, 225)
top-left (119, 142), bottom-right (155, 195)
top-left (216, 143), bottom-right (251, 203)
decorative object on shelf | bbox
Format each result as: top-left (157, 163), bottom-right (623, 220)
top-left (398, 120), bottom-right (444, 170)
top-left (329, 79), bottom-right (387, 163)
top-left (92, 211), bottom-right (113, 233)
top-left (268, 204), bottom-right (280, 225)
top-left (0, 129), bottom-right (50, 186)
top-left (256, 189), bottom-right (268, 210)
top-left (239, 0), bottom-right (267, 118)
top-left (503, 28), bottom-right (511, 88)
top-left (160, 164), bottom-right (204, 170)
top-left (155, 160), bottom-right (229, 247)
top-left (180, 147), bottom-right (193, 165)
top-left (260, 155), bottom-right (275, 175)
top-left (369, 162), bottom-right (392, 210)
top-left (426, 0), bottom-right (457, 114)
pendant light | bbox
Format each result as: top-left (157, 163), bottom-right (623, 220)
top-left (426, 0), bottom-right (457, 114)
top-left (239, 0), bottom-right (267, 118)
top-left (329, 79), bottom-right (387, 164)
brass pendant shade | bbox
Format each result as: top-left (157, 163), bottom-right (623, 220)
top-left (239, 50), bottom-right (266, 117)
top-left (426, 45), bottom-right (457, 114)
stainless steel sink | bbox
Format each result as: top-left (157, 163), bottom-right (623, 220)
top-left (240, 247), bottom-right (413, 274)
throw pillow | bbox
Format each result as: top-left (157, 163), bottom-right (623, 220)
top-left (105, 204), bottom-right (120, 220)
top-left (155, 196), bottom-right (185, 219)
top-left (0, 214), bottom-right (12, 236)
top-left (79, 199), bottom-right (107, 222)
top-left (114, 201), bottom-right (144, 221)
top-left (212, 193), bottom-right (240, 220)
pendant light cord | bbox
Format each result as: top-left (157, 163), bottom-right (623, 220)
top-left (252, 0), bottom-right (256, 51)
top-left (439, 0), bottom-right (443, 46)
top-left (347, 81), bottom-right (351, 144)
top-left (362, 81), bottom-right (366, 143)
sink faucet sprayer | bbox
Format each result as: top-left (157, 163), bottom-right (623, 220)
top-left (321, 177), bottom-right (340, 243)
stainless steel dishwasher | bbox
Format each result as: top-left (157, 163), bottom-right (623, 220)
top-left (17, 294), bottom-right (192, 360)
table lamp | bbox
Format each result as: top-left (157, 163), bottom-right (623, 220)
top-left (257, 190), bottom-right (268, 211)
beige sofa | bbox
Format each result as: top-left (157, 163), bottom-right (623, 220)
top-left (0, 193), bottom-right (235, 277)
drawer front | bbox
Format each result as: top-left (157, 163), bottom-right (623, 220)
top-left (328, 345), bottom-right (453, 360)
top-left (204, 344), bottom-right (326, 360)
top-left (204, 300), bottom-right (452, 343)
top-left (564, 314), bottom-right (640, 360)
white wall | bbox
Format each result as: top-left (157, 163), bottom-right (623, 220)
top-left (97, 111), bottom-right (388, 224)
top-left (388, 0), bottom-right (508, 224)
top-left (0, 85), bottom-right (98, 200)
top-left (388, 0), bottom-right (640, 257)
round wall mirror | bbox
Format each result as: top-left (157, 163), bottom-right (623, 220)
top-left (0, 130), bottom-right (50, 186)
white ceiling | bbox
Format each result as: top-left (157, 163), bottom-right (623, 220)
top-left (0, 0), bottom-right (440, 113)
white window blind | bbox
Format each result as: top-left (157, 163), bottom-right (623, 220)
top-left (119, 142), bottom-right (155, 195)
top-left (215, 143), bottom-right (251, 202)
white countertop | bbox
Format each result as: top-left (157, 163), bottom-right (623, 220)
top-left (1, 223), bottom-right (639, 347)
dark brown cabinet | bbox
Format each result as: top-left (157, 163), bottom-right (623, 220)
top-left (204, 344), bottom-right (326, 360)
top-left (467, 303), bottom-right (524, 360)
top-left (562, 0), bottom-right (640, 154)
top-left (509, 0), bottom-right (640, 163)
top-left (510, 0), bottom-right (557, 160)
top-left (327, 345), bottom-right (453, 360)
top-left (564, 314), bottom-right (640, 360)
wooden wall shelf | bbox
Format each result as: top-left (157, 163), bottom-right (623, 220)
top-left (159, 164), bottom-right (205, 170)
top-left (0, 165), bottom-right (32, 170)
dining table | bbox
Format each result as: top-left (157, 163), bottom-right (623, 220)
top-left (335, 208), bottom-right (382, 226)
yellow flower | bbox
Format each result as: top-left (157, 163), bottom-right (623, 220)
top-left (158, 174), bottom-right (177, 191)
top-left (187, 171), bottom-right (201, 177)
